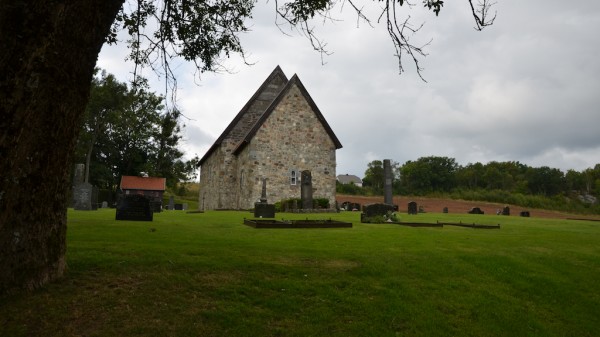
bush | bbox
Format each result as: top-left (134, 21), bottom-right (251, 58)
top-left (275, 197), bottom-right (330, 211)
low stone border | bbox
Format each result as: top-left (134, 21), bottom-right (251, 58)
top-left (439, 221), bottom-right (500, 229)
top-left (244, 218), bottom-right (352, 229)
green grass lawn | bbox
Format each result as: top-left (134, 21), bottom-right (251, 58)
top-left (2, 209), bottom-right (599, 337)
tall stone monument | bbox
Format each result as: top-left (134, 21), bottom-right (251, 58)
top-left (383, 159), bottom-right (393, 205)
top-left (254, 178), bottom-right (275, 218)
top-left (72, 163), bottom-right (96, 210)
top-left (301, 170), bottom-right (313, 209)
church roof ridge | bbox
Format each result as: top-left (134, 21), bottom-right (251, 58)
top-left (198, 66), bottom-right (288, 166)
top-left (232, 73), bottom-right (342, 155)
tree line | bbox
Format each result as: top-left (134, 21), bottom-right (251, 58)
top-left (73, 69), bottom-right (198, 195)
top-left (339, 157), bottom-right (600, 212)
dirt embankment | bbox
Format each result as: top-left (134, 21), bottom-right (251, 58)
top-left (336, 194), bottom-right (579, 220)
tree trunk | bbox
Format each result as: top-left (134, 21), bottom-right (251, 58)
top-left (0, 0), bottom-right (123, 294)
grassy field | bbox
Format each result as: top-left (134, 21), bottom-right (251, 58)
top-left (2, 209), bottom-right (599, 336)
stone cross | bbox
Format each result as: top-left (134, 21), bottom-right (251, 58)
top-left (260, 178), bottom-right (268, 203)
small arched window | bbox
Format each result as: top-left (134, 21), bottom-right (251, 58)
top-left (290, 170), bottom-right (297, 185)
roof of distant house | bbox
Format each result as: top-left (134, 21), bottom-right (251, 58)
top-left (337, 174), bottom-right (362, 184)
top-left (120, 176), bottom-right (166, 191)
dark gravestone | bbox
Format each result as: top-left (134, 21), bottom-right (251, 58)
top-left (407, 201), bottom-right (418, 215)
top-left (301, 170), bottom-right (313, 209)
top-left (254, 203), bottom-right (275, 218)
top-left (116, 194), bottom-right (153, 221)
top-left (363, 203), bottom-right (395, 217)
top-left (468, 207), bottom-right (484, 214)
top-left (383, 159), bottom-right (393, 205)
top-left (520, 211), bottom-right (530, 217)
top-left (443, 207), bottom-right (449, 213)
top-left (174, 203), bottom-right (183, 210)
top-left (342, 202), bottom-right (361, 211)
top-left (502, 206), bottom-right (510, 216)
top-left (361, 203), bottom-right (395, 223)
top-left (73, 182), bottom-right (93, 210)
top-left (254, 178), bottom-right (275, 218)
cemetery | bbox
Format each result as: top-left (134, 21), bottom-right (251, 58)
top-left (3, 207), bottom-right (598, 337)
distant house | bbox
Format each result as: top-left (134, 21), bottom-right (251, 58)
top-left (119, 176), bottom-right (166, 212)
top-left (197, 66), bottom-right (342, 210)
top-left (337, 174), bottom-right (363, 187)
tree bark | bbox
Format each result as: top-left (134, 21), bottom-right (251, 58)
top-left (0, 0), bottom-right (123, 294)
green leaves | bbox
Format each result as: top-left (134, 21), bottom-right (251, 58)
top-left (423, 0), bottom-right (444, 16)
top-left (115, 0), bottom-right (255, 73)
top-left (76, 70), bottom-right (188, 190)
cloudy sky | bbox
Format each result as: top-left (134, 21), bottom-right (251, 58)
top-left (98, 0), bottom-right (600, 178)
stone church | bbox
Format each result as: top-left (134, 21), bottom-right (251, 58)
top-left (198, 66), bottom-right (342, 210)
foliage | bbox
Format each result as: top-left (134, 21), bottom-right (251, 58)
top-left (74, 70), bottom-right (197, 191)
top-left (362, 160), bottom-right (400, 195)
top-left (108, 0), bottom-right (496, 86)
top-left (275, 197), bottom-right (330, 211)
top-left (346, 157), bottom-right (600, 214)
top-left (400, 156), bottom-right (457, 194)
top-left (335, 180), bottom-right (367, 195)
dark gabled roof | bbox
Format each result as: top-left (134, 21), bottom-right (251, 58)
top-left (198, 67), bottom-right (342, 166)
top-left (120, 176), bottom-right (166, 191)
top-left (198, 66), bottom-right (288, 166)
top-left (232, 73), bottom-right (343, 155)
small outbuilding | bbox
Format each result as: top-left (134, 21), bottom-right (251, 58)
top-left (119, 176), bottom-right (166, 212)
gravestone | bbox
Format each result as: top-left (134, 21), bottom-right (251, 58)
top-left (363, 203), bottom-right (395, 217)
top-left (468, 207), bottom-right (484, 214)
top-left (418, 205), bottom-right (425, 213)
top-left (407, 201), bottom-right (418, 215)
top-left (301, 170), bottom-right (313, 209)
top-left (341, 202), bottom-right (361, 211)
top-left (361, 203), bottom-right (396, 223)
top-left (383, 159), bottom-right (393, 205)
top-left (115, 194), bottom-right (153, 221)
top-left (72, 163), bottom-right (98, 211)
top-left (520, 211), bottom-right (530, 217)
top-left (101, 201), bottom-right (108, 208)
top-left (73, 182), bottom-right (93, 210)
top-left (183, 203), bottom-right (188, 211)
top-left (168, 196), bottom-right (175, 210)
top-left (443, 207), bottom-right (449, 213)
top-left (254, 178), bottom-right (275, 218)
top-left (174, 203), bottom-right (183, 210)
top-left (502, 206), bottom-right (510, 216)
top-left (73, 163), bottom-right (85, 186)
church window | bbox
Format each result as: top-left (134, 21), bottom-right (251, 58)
top-left (290, 170), bottom-right (297, 185)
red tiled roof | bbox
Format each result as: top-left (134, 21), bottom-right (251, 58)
top-left (120, 176), bottom-right (166, 191)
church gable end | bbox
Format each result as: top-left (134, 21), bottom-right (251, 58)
top-left (199, 67), bottom-right (342, 210)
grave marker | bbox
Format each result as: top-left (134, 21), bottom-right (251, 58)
top-left (115, 194), bottom-right (153, 221)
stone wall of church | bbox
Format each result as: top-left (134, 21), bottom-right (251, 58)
top-left (236, 84), bottom-right (337, 209)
